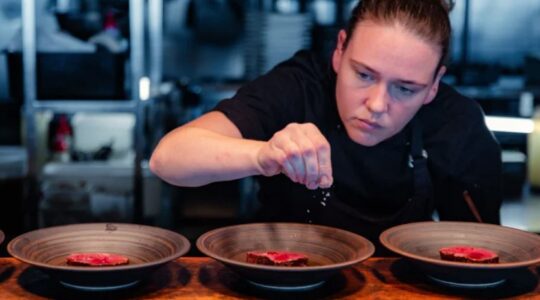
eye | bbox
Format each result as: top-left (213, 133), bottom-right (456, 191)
top-left (398, 86), bottom-right (415, 95)
top-left (357, 72), bottom-right (374, 81)
top-left (394, 85), bottom-right (416, 96)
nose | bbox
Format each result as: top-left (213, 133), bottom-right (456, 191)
top-left (365, 83), bottom-right (389, 115)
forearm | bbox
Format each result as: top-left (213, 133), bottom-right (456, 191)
top-left (150, 126), bottom-right (264, 187)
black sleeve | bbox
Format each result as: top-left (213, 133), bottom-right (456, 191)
top-left (433, 100), bottom-right (502, 224)
top-left (212, 52), bottom-right (319, 141)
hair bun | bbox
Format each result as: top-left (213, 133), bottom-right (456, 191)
top-left (440, 0), bottom-right (455, 13)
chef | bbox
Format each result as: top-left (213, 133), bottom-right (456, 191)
top-left (150, 0), bottom-right (501, 250)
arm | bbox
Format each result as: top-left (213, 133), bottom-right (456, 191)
top-left (150, 111), bottom-right (262, 187)
top-left (150, 111), bottom-right (333, 189)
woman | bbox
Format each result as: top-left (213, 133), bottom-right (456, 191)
top-left (150, 0), bottom-right (501, 248)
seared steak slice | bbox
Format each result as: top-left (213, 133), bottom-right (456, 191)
top-left (439, 246), bottom-right (499, 263)
top-left (66, 253), bottom-right (129, 266)
top-left (246, 251), bottom-right (308, 266)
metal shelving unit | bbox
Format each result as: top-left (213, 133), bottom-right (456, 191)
top-left (21, 0), bottom-right (163, 227)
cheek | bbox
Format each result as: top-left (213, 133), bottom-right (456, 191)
top-left (388, 104), bottom-right (422, 129)
top-left (336, 78), bottom-right (362, 110)
top-left (336, 91), bottom-right (359, 122)
top-left (335, 80), bottom-right (352, 114)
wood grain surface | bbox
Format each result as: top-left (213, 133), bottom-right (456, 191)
top-left (0, 257), bottom-right (539, 299)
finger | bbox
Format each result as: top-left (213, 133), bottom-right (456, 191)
top-left (281, 160), bottom-right (297, 183)
top-left (284, 143), bottom-right (306, 184)
top-left (263, 147), bottom-right (298, 184)
top-left (303, 127), bottom-right (332, 188)
top-left (317, 144), bottom-right (333, 188)
top-left (279, 124), bottom-right (306, 184)
top-left (295, 138), bottom-right (319, 189)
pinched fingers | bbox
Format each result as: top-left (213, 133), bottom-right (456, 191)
top-left (303, 124), bottom-right (332, 189)
top-left (256, 130), bottom-right (297, 179)
top-left (283, 123), bottom-right (332, 189)
top-left (259, 123), bottom-right (333, 189)
top-left (315, 142), bottom-right (332, 188)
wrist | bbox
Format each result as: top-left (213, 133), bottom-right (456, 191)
top-left (248, 140), bottom-right (267, 176)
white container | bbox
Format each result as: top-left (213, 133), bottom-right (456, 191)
top-left (71, 113), bottom-right (135, 159)
top-left (40, 160), bottom-right (161, 224)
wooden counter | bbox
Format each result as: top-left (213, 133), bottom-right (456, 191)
top-left (0, 257), bottom-right (538, 299)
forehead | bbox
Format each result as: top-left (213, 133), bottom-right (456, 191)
top-left (347, 21), bottom-right (441, 82)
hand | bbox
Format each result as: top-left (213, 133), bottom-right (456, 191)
top-left (256, 123), bottom-right (333, 190)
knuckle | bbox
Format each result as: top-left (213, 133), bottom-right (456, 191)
top-left (283, 144), bottom-right (300, 157)
top-left (300, 145), bottom-right (315, 157)
top-left (319, 142), bottom-right (331, 153)
top-left (274, 153), bottom-right (287, 166)
top-left (304, 122), bottom-right (317, 130)
top-left (286, 123), bottom-right (300, 130)
top-left (284, 150), bottom-right (298, 161)
top-left (272, 131), bottom-right (286, 141)
top-left (313, 141), bottom-right (326, 151)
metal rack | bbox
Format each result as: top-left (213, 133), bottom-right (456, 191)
top-left (21, 0), bottom-right (163, 227)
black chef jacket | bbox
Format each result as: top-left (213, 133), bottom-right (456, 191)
top-left (213, 50), bottom-right (502, 251)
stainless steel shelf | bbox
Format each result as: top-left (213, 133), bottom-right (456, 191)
top-left (31, 101), bottom-right (138, 113)
top-left (20, 0), bottom-right (163, 226)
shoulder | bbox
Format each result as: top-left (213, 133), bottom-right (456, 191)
top-left (420, 82), bottom-right (500, 174)
top-left (420, 82), bottom-right (486, 135)
top-left (214, 50), bottom-right (333, 139)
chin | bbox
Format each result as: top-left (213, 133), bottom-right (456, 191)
top-left (346, 130), bottom-right (383, 147)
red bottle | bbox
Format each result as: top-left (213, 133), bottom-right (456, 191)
top-left (51, 114), bottom-right (72, 162)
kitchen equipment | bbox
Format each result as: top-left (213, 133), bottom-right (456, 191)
top-left (8, 223), bottom-right (190, 291)
top-left (40, 160), bottom-right (161, 226)
top-left (7, 51), bottom-right (126, 100)
top-left (197, 222), bottom-right (374, 291)
top-left (244, 10), bottom-right (310, 79)
top-left (380, 221), bottom-right (540, 289)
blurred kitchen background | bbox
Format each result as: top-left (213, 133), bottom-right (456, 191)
top-left (0, 0), bottom-right (540, 256)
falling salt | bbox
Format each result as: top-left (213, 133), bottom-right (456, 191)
top-left (306, 209), bottom-right (310, 213)
top-left (320, 201), bottom-right (326, 206)
top-left (325, 192), bottom-right (330, 197)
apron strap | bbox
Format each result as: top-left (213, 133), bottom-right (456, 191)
top-left (320, 117), bottom-right (435, 225)
top-left (409, 117), bottom-right (434, 217)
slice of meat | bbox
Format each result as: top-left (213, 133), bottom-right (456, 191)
top-left (246, 251), bottom-right (308, 266)
top-left (66, 252), bottom-right (129, 266)
top-left (439, 246), bottom-right (499, 263)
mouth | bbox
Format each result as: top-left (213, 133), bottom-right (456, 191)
top-left (352, 118), bottom-right (381, 131)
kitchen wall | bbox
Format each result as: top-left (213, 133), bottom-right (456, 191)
top-left (450, 0), bottom-right (540, 69)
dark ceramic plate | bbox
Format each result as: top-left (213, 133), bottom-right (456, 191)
top-left (197, 222), bottom-right (374, 291)
top-left (380, 221), bottom-right (540, 289)
top-left (8, 223), bottom-right (190, 291)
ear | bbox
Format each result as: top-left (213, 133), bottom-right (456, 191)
top-left (332, 30), bottom-right (347, 73)
top-left (423, 65), bottom-right (447, 105)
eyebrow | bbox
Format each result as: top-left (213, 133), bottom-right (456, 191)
top-left (350, 59), bottom-right (429, 88)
